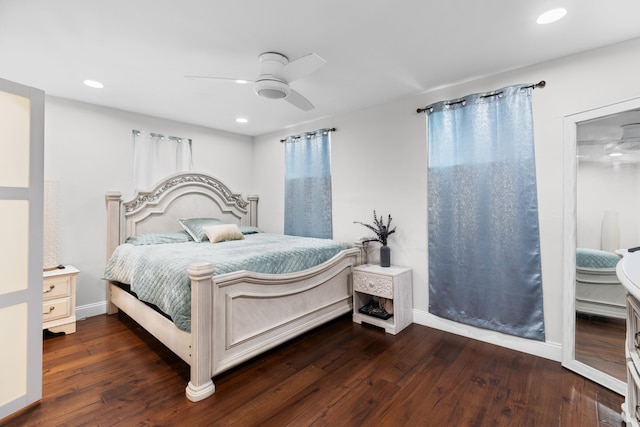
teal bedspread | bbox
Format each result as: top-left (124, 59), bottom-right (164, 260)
top-left (104, 233), bottom-right (351, 332)
top-left (576, 248), bottom-right (620, 269)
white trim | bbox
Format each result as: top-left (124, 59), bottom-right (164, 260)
top-left (562, 96), bottom-right (640, 394)
top-left (412, 309), bottom-right (562, 362)
top-left (563, 357), bottom-right (626, 396)
top-left (76, 301), bottom-right (107, 320)
top-left (0, 78), bottom-right (45, 421)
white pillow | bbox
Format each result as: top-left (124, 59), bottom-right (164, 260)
top-left (203, 223), bottom-right (245, 243)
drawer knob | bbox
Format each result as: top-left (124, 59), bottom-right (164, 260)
top-left (368, 280), bottom-right (375, 289)
top-left (43, 306), bottom-right (55, 315)
top-left (43, 284), bottom-right (55, 294)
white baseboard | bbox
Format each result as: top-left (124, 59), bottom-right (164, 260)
top-left (76, 301), bottom-right (108, 320)
top-left (74, 303), bottom-right (561, 361)
top-left (412, 309), bottom-right (562, 362)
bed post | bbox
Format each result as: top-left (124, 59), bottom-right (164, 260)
top-left (247, 195), bottom-right (259, 227)
top-left (105, 192), bottom-right (123, 315)
top-left (186, 262), bottom-right (216, 402)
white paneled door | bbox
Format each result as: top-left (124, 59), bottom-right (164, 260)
top-left (0, 78), bottom-right (44, 420)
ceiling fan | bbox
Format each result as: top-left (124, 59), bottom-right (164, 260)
top-left (578, 123), bottom-right (640, 162)
top-left (186, 52), bottom-right (326, 111)
top-left (598, 123), bottom-right (640, 153)
top-left (615, 123), bottom-right (640, 151)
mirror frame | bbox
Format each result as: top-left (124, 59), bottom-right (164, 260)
top-left (562, 97), bottom-right (640, 396)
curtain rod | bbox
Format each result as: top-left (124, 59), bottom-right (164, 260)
top-left (132, 129), bottom-right (192, 143)
top-left (416, 81), bottom-right (546, 114)
top-left (280, 127), bottom-right (336, 143)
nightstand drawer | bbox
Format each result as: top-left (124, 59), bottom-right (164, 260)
top-left (353, 271), bottom-right (393, 299)
top-left (42, 298), bottom-right (71, 322)
top-left (42, 265), bottom-right (79, 334)
top-left (628, 295), bottom-right (640, 369)
top-left (42, 275), bottom-right (72, 301)
top-left (628, 360), bottom-right (640, 427)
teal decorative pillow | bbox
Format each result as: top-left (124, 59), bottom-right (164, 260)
top-left (126, 231), bottom-right (193, 245)
top-left (239, 225), bottom-right (261, 235)
top-left (178, 218), bottom-right (224, 242)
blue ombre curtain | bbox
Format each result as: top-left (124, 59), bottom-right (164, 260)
top-left (427, 84), bottom-right (545, 341)
top-left (284, 131), bottom-right (333, 238)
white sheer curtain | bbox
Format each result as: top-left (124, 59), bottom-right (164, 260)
top-left (132, 130), bottom-right (193, 189)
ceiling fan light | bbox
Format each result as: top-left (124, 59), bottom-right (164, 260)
top-left (259, 89), bottom-right (286, 99)
top-left (254, 79), bottom-right (291, 99)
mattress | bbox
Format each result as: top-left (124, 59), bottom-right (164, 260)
top-left (104, 232), bottom-right (350, 332)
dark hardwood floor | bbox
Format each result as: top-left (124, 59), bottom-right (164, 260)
top-left (576, 314), bottom-right (627, 382)
top-left (2, 313), bottom-right (625, 427)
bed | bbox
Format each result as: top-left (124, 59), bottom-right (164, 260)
top-left (575, 247), bottom-right (625, 319)
top-left (104, 172), bottom-right (365, 402)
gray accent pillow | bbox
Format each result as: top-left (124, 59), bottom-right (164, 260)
top-left (178, 218), bottom-right (224, 242)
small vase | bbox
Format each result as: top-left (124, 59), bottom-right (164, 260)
top-left (380, 244), bottom-right (391, 267)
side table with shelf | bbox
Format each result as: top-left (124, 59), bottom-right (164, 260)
top-left (352, 264), bottom-right (412, 335)
top-left (42, 265), bottom-right (79, 334)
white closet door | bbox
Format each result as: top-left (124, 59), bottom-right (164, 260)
top-left (0, 78), bottom-right (44, 420)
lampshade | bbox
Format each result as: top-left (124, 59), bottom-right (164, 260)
top-left (43, 180), bottom-right (60, 270)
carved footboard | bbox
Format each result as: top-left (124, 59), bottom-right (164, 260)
top-left (186, 246), bottom-right (363, 401)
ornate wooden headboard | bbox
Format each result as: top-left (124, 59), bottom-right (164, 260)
top-left (105, 172), bottom-right (258, 259)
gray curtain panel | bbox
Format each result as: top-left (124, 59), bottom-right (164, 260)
top-left (427, 84), bottom-right (545, 341)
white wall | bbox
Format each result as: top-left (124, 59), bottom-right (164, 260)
top-left (44, 97), bottom-right (253, 317)
top-left (253, 37), bottom-right (640, 360)
top-left (577, 162), bottom-right (640, 250)
top-left (45, 37), bottom-right (640, 361)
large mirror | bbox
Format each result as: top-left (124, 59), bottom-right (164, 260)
top-left (563, 97), bottom-right (640, 395)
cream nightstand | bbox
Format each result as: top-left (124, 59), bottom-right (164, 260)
top-left (352, 264), bottom-right (412, 335)
top-left (42, 265), bottom-right (79, 334)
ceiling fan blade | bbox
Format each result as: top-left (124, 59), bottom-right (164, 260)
top-left (286, 89), bottom-right (315, 111)
top-left (185, 76), bottom-right (254, 84)
top-left (275, 53), bottom-right (326, 82)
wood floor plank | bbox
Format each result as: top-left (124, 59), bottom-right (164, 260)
top-left (560, 368), bottom-right (600, 427)
top-left (596, 388), bottom-right (625, 427)
top-left (2, 313), bottom-right (625, 427)
top-left (575, 315), bottom-right (626, 382)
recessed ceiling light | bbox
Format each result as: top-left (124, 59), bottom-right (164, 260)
top-left (235, 80), bottom-right (249, 84)
top-left (609, 152), bottom-right (623, 157)
top-left (536, 8), bottom-right (567, 24)
top-left (83, 79), bottom-right (104, 89)
top-left (235, 117), bottom-right (248, 124)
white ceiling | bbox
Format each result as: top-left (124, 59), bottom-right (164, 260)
top-left (2, 0), bottom-right (640, 136)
